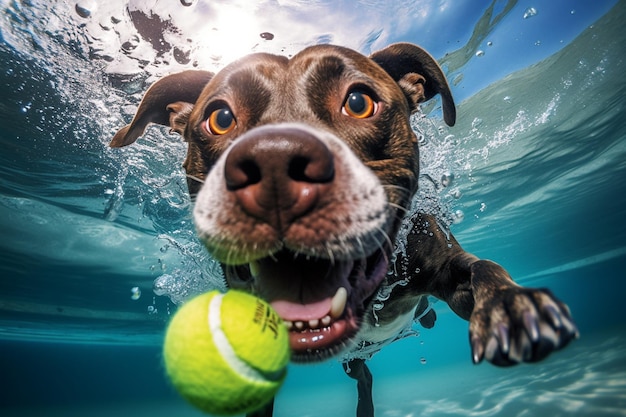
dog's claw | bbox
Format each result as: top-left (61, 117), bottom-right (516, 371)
top-left (470, 335), bottom-right (485, 364)
top-left (469, 285), bottom-right (577, 367)
top-left (522, 310), bottom-right (540, 342)
top-left (544, 304), bottom-right (563, 329)
top-left (496, 322), bottom-right (510, 354)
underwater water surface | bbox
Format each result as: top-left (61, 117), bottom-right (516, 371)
top-left (1, 0), bottom-right (625, 416)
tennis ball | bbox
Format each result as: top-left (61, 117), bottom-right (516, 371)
top-left (163, 290), bottom-right (290, 415)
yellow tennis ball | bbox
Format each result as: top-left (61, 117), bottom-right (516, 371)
top-left (163, 290), bottom-right (290, 415)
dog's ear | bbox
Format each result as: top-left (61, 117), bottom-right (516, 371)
top-left (370, 43), bottom-right (456, 126)
top-left (110, 70), bottom-right (213, 147)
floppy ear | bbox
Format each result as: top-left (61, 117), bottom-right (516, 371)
top-left (110, 70), bottom-right (214, 147)
top-left (370, 43), bottom-right (456, 126)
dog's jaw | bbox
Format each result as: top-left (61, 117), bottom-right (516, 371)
top-left (193, 124), bottom-right (396, 361)
top-left (223, 245), bottom-right (391, 362)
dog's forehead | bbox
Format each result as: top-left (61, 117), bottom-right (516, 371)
top-left (214, 45), bottom-right (391, 93)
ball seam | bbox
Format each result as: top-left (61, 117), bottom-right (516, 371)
top-left (209, 292), bottom-right (280, 384)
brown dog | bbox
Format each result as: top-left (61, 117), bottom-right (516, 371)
top-left (110, 43), bottom-right (578, 417)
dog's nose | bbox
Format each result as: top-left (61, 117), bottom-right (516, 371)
top-left (224, 125), bottom-right (335, 230)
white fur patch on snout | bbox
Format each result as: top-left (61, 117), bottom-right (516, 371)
top-left (193, 123), bottom-right (390, 262)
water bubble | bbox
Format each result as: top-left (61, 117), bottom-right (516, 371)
top-left (180, 0), bottom-right (194, 6)
top-left (534, 40), bottom-right (542, 46)
top-left (503, 96), bottom-right (512, 103)
top-left (441, 172), bottom-right (454, 188)
top-left (452, 209), bottom-right (465, 224)
top-left (487, 41), bottom-right (493, 47)
top-left (420, 357), bottom-right (427, 365)
top-left (523, 7), bottom-right (537, 19)
top-left (147, 305), bottom-right (157, 314)
top-left (480, 202), bottom-right (487, 212)
top-left (471, 117), bottom-right (483, 129)
top-left (475, 50), bottom-right (485, 57)
top-left (570, 10), bottom-right (576, 15)
top-left (449, 188), bottom-right (462, 199)
top-left (173, 46), bottom-right (191, 64)
top-left (260, 32), bottom-right (275, 40)
top-left (121, 35), bottom-right (140, 53)
top-left (75, 0), bottom-right (96, 18)
top-left (130, 286), bottom-right (141, 300)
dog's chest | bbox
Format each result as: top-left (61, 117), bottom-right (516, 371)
top-left (357, 306), bottom-right (417, 344)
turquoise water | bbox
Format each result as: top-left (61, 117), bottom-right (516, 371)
top-left (1, 0), bottom-right (625, 416)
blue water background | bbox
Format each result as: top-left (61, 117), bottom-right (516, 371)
top-left (1, 0), bottom-right (625, 416)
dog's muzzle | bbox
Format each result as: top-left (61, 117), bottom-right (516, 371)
top-left (194, 123), bottom-right (393, 361)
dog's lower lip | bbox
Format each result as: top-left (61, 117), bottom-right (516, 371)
top-left (289, 317), bottom-right (351, 353)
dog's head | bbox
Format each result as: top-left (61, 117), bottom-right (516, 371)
top-left (111, 43), bottom-right (455, 362)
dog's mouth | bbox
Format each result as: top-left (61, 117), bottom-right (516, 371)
top-left (225, 246), bottom-right (389, 362)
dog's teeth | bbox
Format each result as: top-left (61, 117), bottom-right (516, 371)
top-left (284, 320), bottom-right (293, 329)
top-left (294, 321), bottom-right (304, 330)
top-left (309, 319), bottom-right (319, 328)
top-left (321, 315), bottom-right (331, 326)
top-left (249, 261), bottom-right (260, 278)
top-left (330, 287), bottom-right (348, 319)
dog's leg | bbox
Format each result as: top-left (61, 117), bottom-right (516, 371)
top-left (247, 397), bottom-right (274, 417)
top-left (343, 359), bottom-right (374, 417)
top-left (401, 213), bottom-right (578, 366)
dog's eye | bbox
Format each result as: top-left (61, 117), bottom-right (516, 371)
top-left (205, 107), bottom-right (236, 135)
top-left (342, 91), bottom-right (377, 119)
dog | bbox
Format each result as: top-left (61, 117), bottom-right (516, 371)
top-left (110, 43), bottom-right (578, 417)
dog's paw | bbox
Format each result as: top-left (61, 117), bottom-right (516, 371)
top-left (469, 286), bottom-right (579, 366)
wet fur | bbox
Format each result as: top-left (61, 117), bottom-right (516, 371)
top-left (111, 43), bottom-right (577, 417)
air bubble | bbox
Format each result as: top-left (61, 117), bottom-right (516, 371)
top-left (452, 209), bottom-right (465, 224)
top-left (260, 32), bottom-right (275, 40)
top-left (130, 286), bottom-right (141, 300)
top-left (471, 117), bottom-right (483, 129)
top-left (121, 35), bottom-right (140, 53)
top-left (75, 0), bottom-right (96, 18)
top-left (523, 7), bottom-right (537, 19)
top-left (180, 0), bottom-right (194, 6)
top-left (441, 172), bottom-right (454, 188)
top-left (420, 357), bottom-right (427, 365)
top-left (475, 50), bottom-right (485, 57)
top-left (153, 274), bottom-right (173, 296)
top-left (449, 188), bottom-right (462, 199)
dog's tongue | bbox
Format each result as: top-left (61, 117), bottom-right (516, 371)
top-left (270, 297), bottom-right (331, 321)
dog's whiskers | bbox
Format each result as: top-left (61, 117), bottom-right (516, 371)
top-left (374, 224), bottom-right (394, 253)
top-left (186, 174), bottom-right (205, 184)
top-left (381, 184), bottom-right (411, 196)
top-left (387, 202), bottom-right (408, 214)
